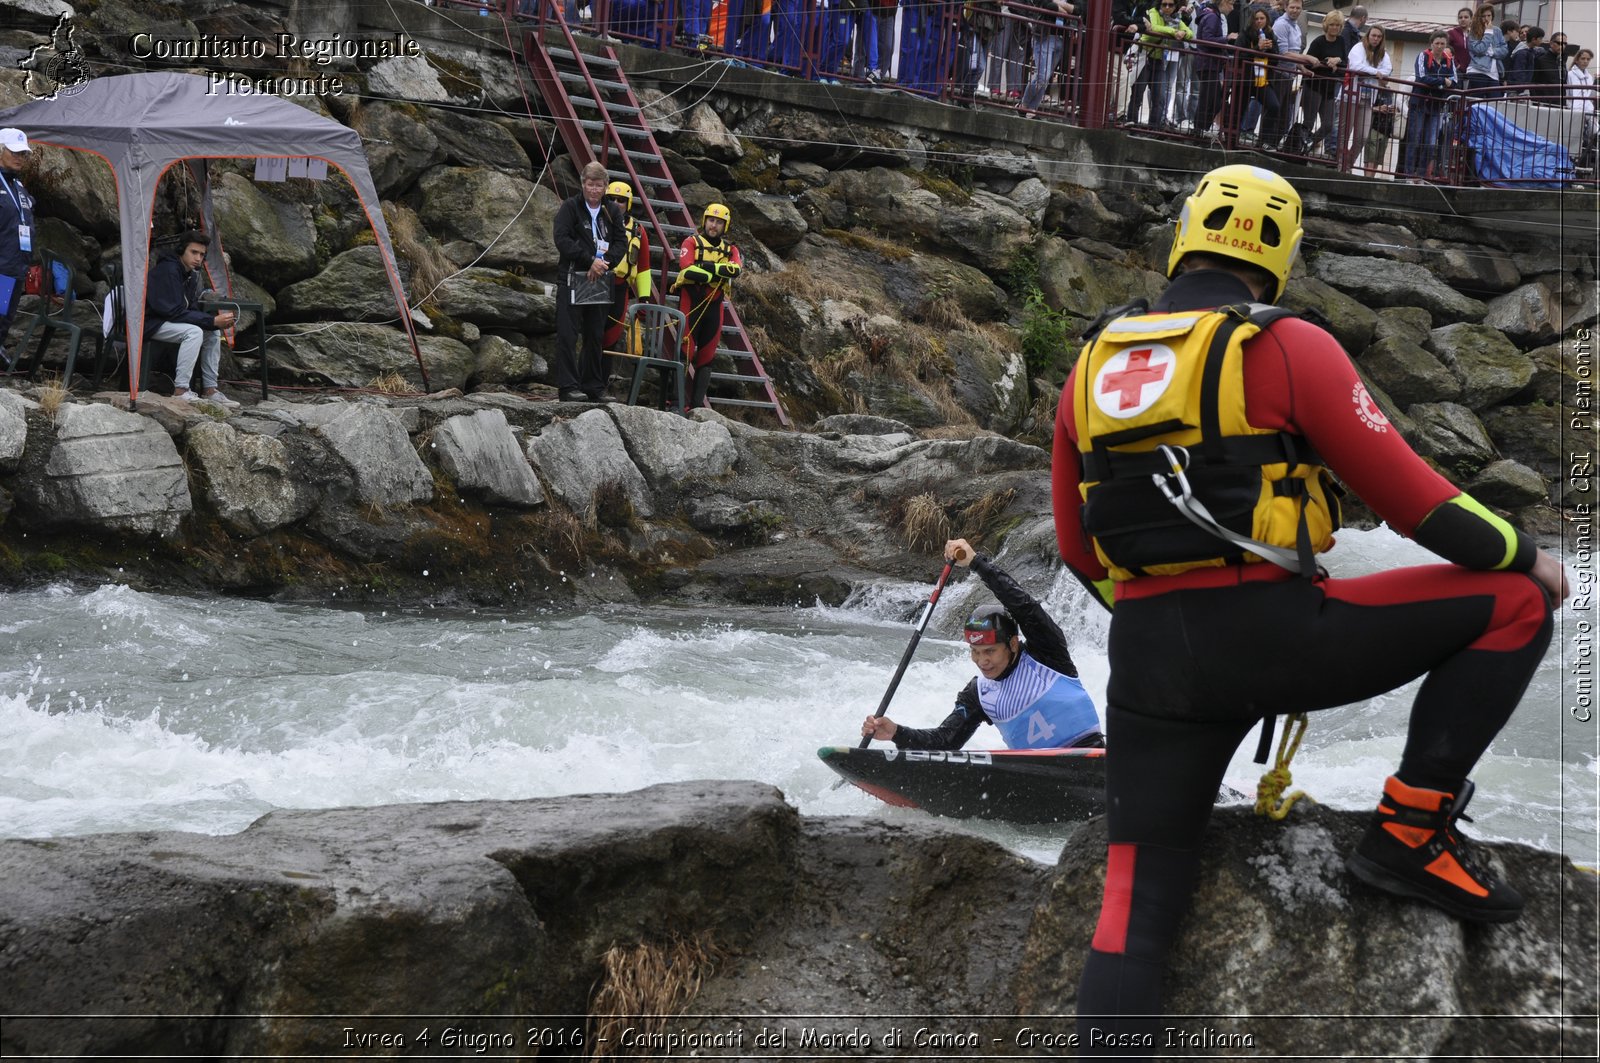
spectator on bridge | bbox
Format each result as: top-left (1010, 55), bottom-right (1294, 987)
top-left (981, 2), bottom-right (1027, 99)
top-left (1506, 23), bottom-right (1535, 89)
top-left (1290, 6), bottom-right (1344, 156)
top-left (1529, 29), bottom-right (1565, 101)
top-left (1126, 0), bottom-right (1192, 127)
top-left (869, 0), bottom-right (900, 81)
top-left (1446, 6), bottom-right (1472, 72)
top-left (1267, 0), bottom-right (1313, 148)
top-left (1463, 5), bottom-right (1508, 96)
top-left (1191, 0), bottom-right (1238, 137)
top-left (1401, 31), bottom-right (1459, 182)
top-left (1236, 6), bottom-right (1279, 144)
top-left (1342, 22), bottom-right (1392, 172)
top-left (1571, 48), bottom-right (1595, 112)
top-left (1021, 0), bottom-right (1077, 113)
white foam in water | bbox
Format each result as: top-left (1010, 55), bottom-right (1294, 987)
top-left (0, 530), bottom-right (1594, 869)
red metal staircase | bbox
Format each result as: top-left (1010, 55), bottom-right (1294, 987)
top-left (521, 11), bottom-right (789, 425)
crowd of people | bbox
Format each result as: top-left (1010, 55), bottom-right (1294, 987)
top-left (522, 0), bottom-right (1595, 181)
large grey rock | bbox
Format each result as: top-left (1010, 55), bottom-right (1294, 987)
top-left (432, 268), bottom-right (555, 331)
top-left (1421, 239), bottom-right (1522, 294)
top-left (186, 420), bottom-right (316, 535)
top-left (0, 782), bottom-right (798, 1059)
top-left (471, 334), bottom-right (546, 389)
top-left (431, 111), bottom-right (532, 177)
top-left (1304, 218), bottom-right (1420, 262)
top-left (608, 405), bottom-right (737, 489)
top-left (1360, 336), bottom-right (1461, 408)
top-left (1407, 401), bottom-right (1497, 471)
top-left (365, 56), bottom-right (452, 102)
top-left (211, 172), bottom-right (320, 285)
top-left (1008, 177), bottom-right (1052, 229)
top-left (0, 390), bottom-right (31, 470)
top-left (720, 191), bottom-right (808, 253)
top-left (313, 403), bottom-right (433, 507)
top-left (274, 246), bottom-right (403, 323)
top-left (417, 168), bottom-right (561, 271)
top-left (669, 102), bottom-right (744, 162)
top-left (1467, 459), bottom-right (1550, 508)
top-left (1046, 184), bottom-right (1127, 242)
top-left (813, 413), bottom-right (915, 436)
top-left (1371, 306), bottom-right (1434, 348)
top-left (525, 408), bottom-right (652, 517)
top-left (1036, 236), bottom-right (1167, 324)
top-left (352, 101), bottom-right (445, 198)
top-left (429, 409), bottom-right (544, 508)
top-left (950, 340), bottom-right (1030, 436)
top-left (939, 190), bottom-right (1034, 271)
top-left (24, 138), bottom-right (119, 240)
top-left (1017, 803), bottom-right (1595, 1060)
top-left (1427, 323), bottom-right (1536, 409)
top-left (22, 403), bottom-right (191, 537)
top-left (1310, 253), bottom-right (1488, 322)
top-left (1483, 281), bottom-right (1563, 346)
top-left (266, 324), bottom-right (475, 393)
top-left (1281, 277), bottom-right (1380, 355)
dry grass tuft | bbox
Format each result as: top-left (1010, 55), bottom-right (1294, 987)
top-left (384, 201), bottom-right (457, 306)
top-left (590, 479), bottom-right (638, 531)
top-left (961, 488), bottom-right (1017, 533)
top-left (916, 295), bottom-right (977, 334)
top-left (531, 504), bottom-right (588, 567)
top-left (35, 377), bottom-right (67, 422)
top-left (588, 936), bottom-right (720, 1059)
top-left (367, 371), bottom-right (413, 395)
top-left (898, 492), bottom-right (951, 553)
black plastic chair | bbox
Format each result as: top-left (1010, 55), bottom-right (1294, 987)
top-left (8, 250), bottom-right (84, 387)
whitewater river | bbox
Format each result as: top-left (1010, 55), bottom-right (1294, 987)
top-left (2, 527), bottom-right (1594, 867)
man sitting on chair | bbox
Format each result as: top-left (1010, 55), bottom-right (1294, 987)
top-left (145, 230), bottom-right (238, 407)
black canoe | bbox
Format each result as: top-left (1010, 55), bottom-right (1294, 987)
top-left (818, 745), bottom-right (1106, 824)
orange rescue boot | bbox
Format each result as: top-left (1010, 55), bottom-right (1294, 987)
top-left (1346, 776), bottom-right (1524, 924)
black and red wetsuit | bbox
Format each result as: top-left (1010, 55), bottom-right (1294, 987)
top-left (1052, 270), bottom-right (1555, 1056)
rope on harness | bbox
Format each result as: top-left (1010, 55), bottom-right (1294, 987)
top-left (1254, 712), bottom-right (1315, 820)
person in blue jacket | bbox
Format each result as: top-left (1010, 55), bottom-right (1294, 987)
top-left (862, 537), bottom-right (1103, 750)
top-left (0, 128), bottom-right (36, 369)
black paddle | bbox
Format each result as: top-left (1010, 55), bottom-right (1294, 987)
top-left (858, 559), bottom-right (957, 749)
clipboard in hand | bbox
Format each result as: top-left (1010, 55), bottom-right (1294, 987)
top-left (566, 270), bottom-right (612, 306)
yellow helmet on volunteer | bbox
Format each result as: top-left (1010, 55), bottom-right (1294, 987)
top-left (1166, 165), bottom-right (1303, 302)
top-left (604, 181), bottom-right (633, 212)
top-left (703, 202), bottom-right (731, 230)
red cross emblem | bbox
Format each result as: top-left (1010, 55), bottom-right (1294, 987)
top-left (1095, 345), bottom-right (1175, 417)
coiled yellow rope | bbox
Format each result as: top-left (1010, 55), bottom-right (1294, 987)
top-left (1254, 712), bottom-right (1316, 820)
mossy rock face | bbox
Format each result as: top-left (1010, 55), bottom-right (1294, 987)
top-left (1280, 277), bottom-right (1379, 355)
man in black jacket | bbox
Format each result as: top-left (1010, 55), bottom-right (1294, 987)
top-left (145, 230), bottom-right (238, 406)
top-left (0, 128), bottom-right (35, 369)
top-left (552, 161), bottom-right (627, 403)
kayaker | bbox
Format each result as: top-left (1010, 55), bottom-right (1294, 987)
top-left (860, 538), bottom-right (1103, 751)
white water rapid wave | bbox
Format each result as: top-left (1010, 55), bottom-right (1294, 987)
top-left (1, 527), bottom-right (1594, 867)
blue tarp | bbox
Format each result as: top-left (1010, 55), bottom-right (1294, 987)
top-left (1465, 103), bottom-right (1576, 187)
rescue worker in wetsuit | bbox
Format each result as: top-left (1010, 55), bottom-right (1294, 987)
top-left (1051, 164), bottom-right (1567, 1058)
top-left (671, 202), bottom-right (742, 410)
top-left (861, 537), bottom-right (1103, 750)
top-left (601, 181), bottom-right (651, 364)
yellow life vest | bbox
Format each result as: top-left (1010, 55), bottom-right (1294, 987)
top-left (612, 216), bottom-right (650, 298)
top-left (1071, 303), bottom-right (1342, 581)
top-left (678, 233), bottom-right (735, 294)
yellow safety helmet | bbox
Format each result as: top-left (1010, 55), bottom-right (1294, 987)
top-left (703, 202), bottom-right (731, 230)
top-left (1166, 165), bottom-right (1303, 303)
top-left (604, 181), bottom-right (633, 212)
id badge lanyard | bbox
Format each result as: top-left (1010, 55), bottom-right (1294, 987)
top-left (0, 172), bottom-right (30, 253)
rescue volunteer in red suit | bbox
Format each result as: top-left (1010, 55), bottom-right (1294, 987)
top-left (1051, 164), bottom-right (1567, 1058)
top-left (601, 181), bottom-right (651, 356)
top-left (671, 202), bottom-right (742, 410)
